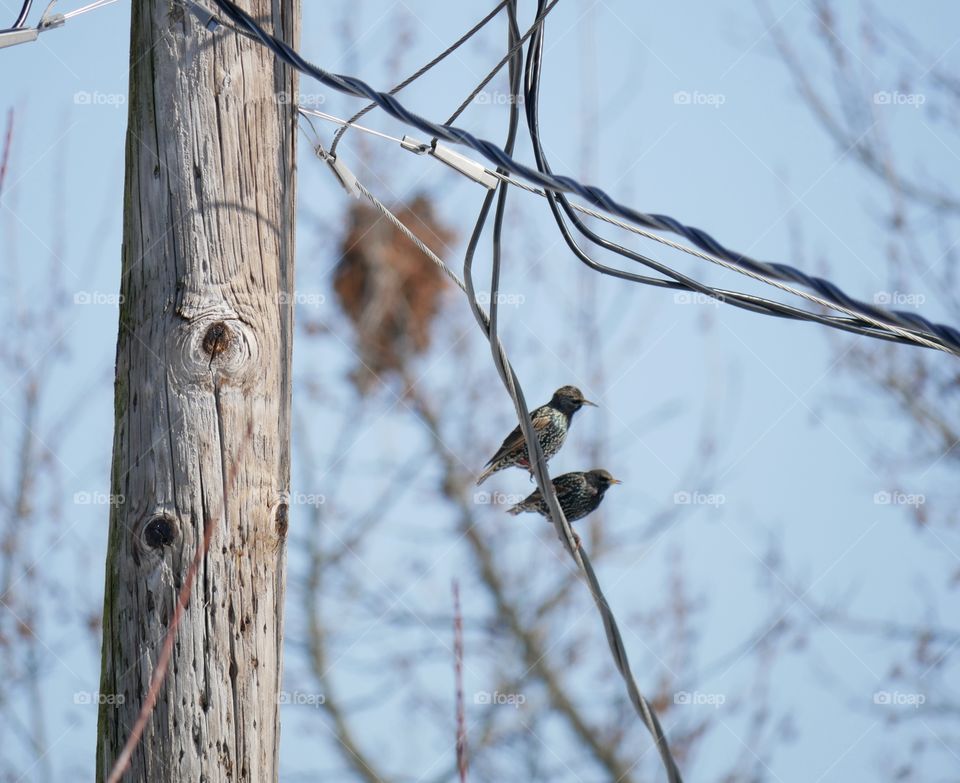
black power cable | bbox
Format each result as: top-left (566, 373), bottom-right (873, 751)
top-left (519, 6), bottom-right (684, 781)
top-left (457, 4), bottom-right (685, 782)
top-left (203, 0), bottom-right (960, 356)
top-left (516, 4), bottom-right (925, 350)
top-left (330, 0), bottom-right (509, 156)
top-left (3, 0), bottom-right (33, 32)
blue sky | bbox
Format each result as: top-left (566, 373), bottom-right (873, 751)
top-left (1, 1), bottom-right (958, 781)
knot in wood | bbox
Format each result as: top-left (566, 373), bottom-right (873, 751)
top-left (202, 321), bottom-right (232, 358)
top-left (275, 502), bottom-right (289, 538)
top-left (168, 312), bottom-right (260, 389)
top-left (143, 514), bottom-right (178, 549)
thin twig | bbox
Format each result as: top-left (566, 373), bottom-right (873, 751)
top-left (0, 108), bottom-right (14, 198)
top-left (453, 580), bottom-right (468, 783)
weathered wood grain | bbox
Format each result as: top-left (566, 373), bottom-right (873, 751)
top-left (96, 2), bottom-right (299, 779)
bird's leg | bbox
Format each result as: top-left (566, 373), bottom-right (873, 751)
top-left (551, 520), bottom-right (581, 550)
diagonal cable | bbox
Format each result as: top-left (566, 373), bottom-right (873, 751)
top-left (198, 0), bottom-right (960, 356)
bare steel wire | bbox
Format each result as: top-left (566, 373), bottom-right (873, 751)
top-left (63, 0), bottom-right (121, 20)
top-left (322, 1), bottom-right (682, 775)
top-left (297, 107), bottom-right (942, 349)
top-left (301, 108), bottom-right (683, 778)
top-left (200, 0), bottom-right (960, 357)
top-left (167, 1), bottom-right (960, 779)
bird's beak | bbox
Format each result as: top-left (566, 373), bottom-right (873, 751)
top-left (610, 478), bottom-right (622, 485)
top-left (582, 398), bottom-right (598, 407)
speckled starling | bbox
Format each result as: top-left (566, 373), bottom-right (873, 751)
top-left (506, 469), bottom-right (621, 522)
top-left (476, 385), bottom-right (596, 486)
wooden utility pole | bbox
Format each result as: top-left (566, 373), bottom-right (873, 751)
top-left (96, 1), bottom-right (299, 780)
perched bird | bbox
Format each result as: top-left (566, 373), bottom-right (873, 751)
top-left (507, 469), bottom-right (621, 522)
top-left (476, 385), bottom-right (596, 486)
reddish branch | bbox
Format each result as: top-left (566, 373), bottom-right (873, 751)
top-left (104, 509), bottom-right (217, 783)
top-left (453, 580), bottom-right (468, 783)
top-left (0, 109), bottom-right (13, 199)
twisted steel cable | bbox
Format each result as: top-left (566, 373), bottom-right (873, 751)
top-left (299, 105), bottom-right (945, 348)
top-left (299, 11), bottom-right (683, 777)
top-left (487, 168), bottom-right (945, 346)
top-left (205, 0), bottom-right (960, 356)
